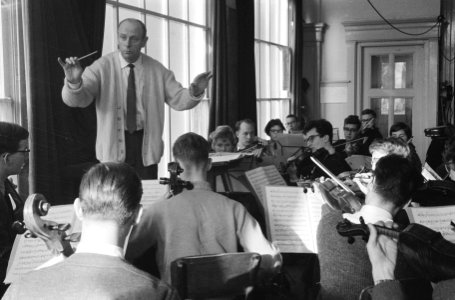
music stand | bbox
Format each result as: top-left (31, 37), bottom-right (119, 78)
top-left (274, 133), bottom-right (306, 160)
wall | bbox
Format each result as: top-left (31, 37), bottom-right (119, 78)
top-left (302, 0), bottom-right (440, 137)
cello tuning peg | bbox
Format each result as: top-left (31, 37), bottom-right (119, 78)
top-left (64, 232), bottom-right (81, 242)
top-left (11, 221), bottom-right (27, 234)
top-left (347, 236), bottom-right (355, 244)
top-left (57, 223), bottom-right (71, 231)
top-left (25, 231), bottom-right (37, 238)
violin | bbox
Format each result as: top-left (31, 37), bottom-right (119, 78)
top-left (310, 156), bottom-right (363, 213)
top-left (337, 218), bottom-right (455, 283)
top-left (159, 162), bottom-right (193, 196)
top-left (15, 193), bottom-right (78, 257)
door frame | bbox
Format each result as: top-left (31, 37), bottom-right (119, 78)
top-left (343, 18), bottom-right (439, 159)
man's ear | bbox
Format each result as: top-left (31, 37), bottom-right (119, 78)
top-left (74, 198), bottom-right (84, 221)
top-left (322, 134), bottom-right (329, 143)
top-left (140, 36), bottom-right (149, 48)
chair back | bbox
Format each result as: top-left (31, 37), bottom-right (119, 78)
top-left (171, 252), bottom-right (261, 299)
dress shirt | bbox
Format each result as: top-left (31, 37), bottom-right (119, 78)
top-left (76, 241), bottom-right (124, 258)
top-left (342, 204), bottom-right (393, 224)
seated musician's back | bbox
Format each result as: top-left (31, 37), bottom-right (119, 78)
top-left (126, 132), bottom-right (281, 283)
top-left (317, 155), bottom-right (422, 300)
top-left (3, 163), bottom-right (179, 300)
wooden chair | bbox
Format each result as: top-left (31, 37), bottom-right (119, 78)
top-left (171, 252), bottom-right (261, 300)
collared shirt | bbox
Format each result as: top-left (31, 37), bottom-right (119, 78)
top-left (76, 241), bottom-right (124, 258)
top-left (342, 204), bottom-right (393, 224)
top-left (118, 52), bottom-right (145, 130)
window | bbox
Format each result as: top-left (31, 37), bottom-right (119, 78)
top-left (104, 0), bottom-right (210, 176)
top-left (254, 0), bottom-right (291, 139)
top-left (0, 0), bottom-right (27, 124)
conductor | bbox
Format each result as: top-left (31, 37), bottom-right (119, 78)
top-left (58, 18), bottom-right (212, 179)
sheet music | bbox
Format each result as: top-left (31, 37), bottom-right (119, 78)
top-left (406, 206), bottom-right (455, 243)
top-left (345, 155), bottom-right (372, 171)
top-left (264, 186), bottom-right (323, 253)
top-left (244, 165), bottom-right (286, 206)
top-left (5, 204), bottom-right (75, 284)
top-left (141, 180), bottom-right (168, 207)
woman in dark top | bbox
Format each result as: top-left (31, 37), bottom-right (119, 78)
top-left (389, 122), bottom-right (422, 172)
top-left (0, 122), bottom-right (29, 296)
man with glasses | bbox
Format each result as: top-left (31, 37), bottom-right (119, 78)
top-left (359, 109), bottom-right (383, 156)
top-left (297, 119), bottom-right (351, 179)
top-left (333, 115), bottom-right (362, 158)
top-left (285, 114), bottom-right (304, 134)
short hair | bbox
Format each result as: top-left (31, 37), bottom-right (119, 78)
top-left (209, 125), bottom-right (236, 148)
top-left (118, 18), bottom-right (147, 39)
top-left (373, 154), bottom-right (422, 207)
top-left (369, 137), bottom-right (410, 158)
top-left (344, 115), bottom-right (361, 129)
top-left (389, 122), bottom-right (412, 138)
top-left (235, 119), bottom-right (255, 132)
top-left (303, 119), bottom-right (333, 143)
top-left (286, 114), bottom-right (298, 120)
top-left (173, 132), bottom-right (209, 165)
top-left (361, 109), bottom-right (376, 118)
top-left (0, 122), bottom-right (29, 154)
top-left (264, 119), bottom-right (285, 136)
top-left (78, 162), bottom-right (142, 225)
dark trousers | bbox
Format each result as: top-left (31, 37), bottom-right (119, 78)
top-left (124, 130), bottom-right (158, 179)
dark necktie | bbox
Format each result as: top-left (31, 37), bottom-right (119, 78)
top-left (127, 64), bottom-right (136, 134)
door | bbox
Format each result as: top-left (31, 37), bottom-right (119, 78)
top-left (363, 45), bottom-right (428, 159)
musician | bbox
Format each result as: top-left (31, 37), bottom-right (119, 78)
top-left (285, 114), bottom-right (304, 134)
top-left (0, 122), bottom-right (29, 297)
top-left (333, 115), bottom-right (362, 158)
top-left (317, 155), bottom-right (422, 300)
top-left (235, 118), bottom-right (265, 157)
top-left (126, 133), bottom-right (281, 284)
top-left (390, 122), bottom-right (422, 172)
top-left (3, 163), bottom-right (179, 300)
top-left (208, 125), bottom-right (236, 153)
top-left (358, 109), bottom-right (383, 156)
top-left (366, 222), bottom-right (454, 299)
top-left (263, 119), bottom-right (285, 155)
top-left (297, 119), bottom-right (351, 179)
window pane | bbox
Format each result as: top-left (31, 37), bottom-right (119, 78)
top-left (146, 0), bottom-right (168, 14)
top-left (169, 21), bottom-right (188, 84)
top-left (189, 0), bottom-right (206, 25)
top-left (103, 4), bottom-right (116, 55)
top-left (394, 54), bottom-right (413, 89)
top-left (371, 97), bottom-right (390, 137)
top-left (119, 0), bottom-right (143, 8)
top-left (146, 15), bottom-right (168, 66)
top-left (169, 0), bottom-right (188, 20)
top-left (259, 0), bottom-right (269, 40)
top-left (119, 8), bottom-right (143, 23)
top-left (258, 43), bottom-right (270, 98)
top-left (189, 26), bottom-right (206, 79)
top-left (279, 0), bottom-right (288, 45)
top-left (393, 97), bottom-right (412, 126)
top-left (371, 55), bottom-right (391, 89)
top-left (254, 0), bottom-right (260, 39)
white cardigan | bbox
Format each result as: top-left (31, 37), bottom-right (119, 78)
top-left (62, 52), bottom-right (201, 165)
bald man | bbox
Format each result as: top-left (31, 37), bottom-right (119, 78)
top-left (59, 18), bottom-right (212, 179)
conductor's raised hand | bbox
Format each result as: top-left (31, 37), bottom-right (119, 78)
top-left (190, 71), bottom-right (213, 96)
top-left (57, 56), bottom-right (83, 84)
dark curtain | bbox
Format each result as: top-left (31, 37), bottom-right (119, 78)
top-left (440, 0), bottom-right (455, 124)
top-left (209, 0), bottom-right (257, 133)
top-left (28, 0), bottom-right (104, 204)
top-left (290, 0), bottom-right (304, 119)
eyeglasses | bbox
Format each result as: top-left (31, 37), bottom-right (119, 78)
top-left (305, 134), bottom-right (321, 143)
top-left (343, 127), bottom-right (358, 132)
top-left (286, 121), bottom-right (296, 126)
top-left (270, 129), bottom-right (284, 134)
top-left (16, 148), bottom-right (30, 154)
top-left (361, 118), bottom-right (373, 123)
